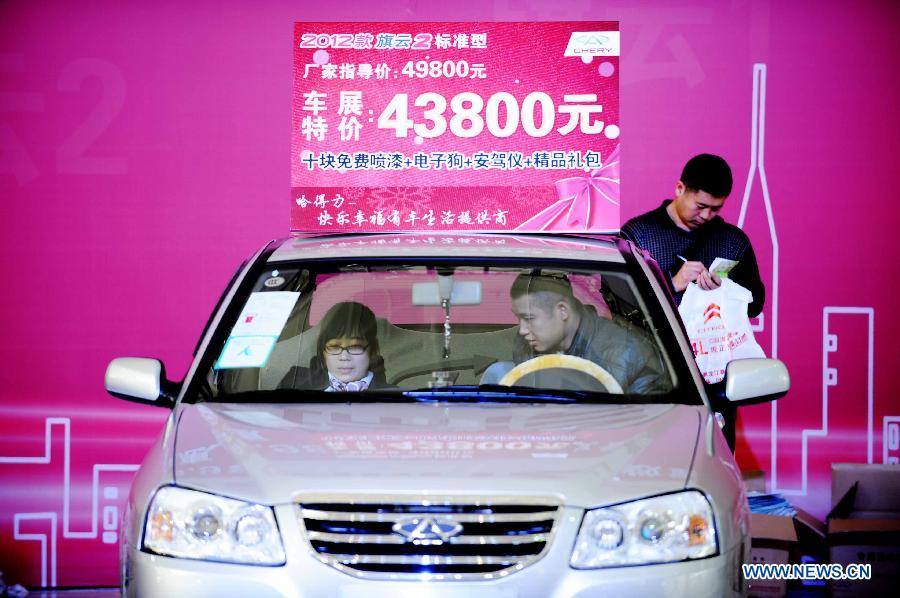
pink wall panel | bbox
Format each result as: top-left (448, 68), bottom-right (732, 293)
top-left (1, 0), bottom-right (898, 588)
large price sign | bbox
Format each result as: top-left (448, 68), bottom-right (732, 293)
top-left (292, 22), bottom-right (620, 232)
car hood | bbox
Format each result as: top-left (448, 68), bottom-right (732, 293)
top-left (174, 401), bottom-right (701, 509)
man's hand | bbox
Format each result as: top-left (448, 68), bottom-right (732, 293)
top-left (673, 260), bottom-right (706, 292)
top-left (673, 261), bottom-right (722, 291)
top-left (696, 269), bottom-right (722, 291)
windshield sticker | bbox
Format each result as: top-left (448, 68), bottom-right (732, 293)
top-left (215, 336), bottom-right (278, 369)
top-left (230, 292), bottom-right (299, 337)
top-left (215, 292), bottom-right (299, 369)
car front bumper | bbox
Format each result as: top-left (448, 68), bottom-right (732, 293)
top-left (125, 505), bottom-right (745, 598)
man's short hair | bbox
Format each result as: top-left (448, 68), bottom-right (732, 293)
top-left (510, 272), bottom-right (577, 312)
top-left (680, 153), bottom-right (733, 198)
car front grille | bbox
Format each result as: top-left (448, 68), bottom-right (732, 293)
top-left (297, 496), bottom-right (560, 580)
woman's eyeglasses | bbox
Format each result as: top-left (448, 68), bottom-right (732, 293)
top-left (324, 343), bottom-right (368, 355)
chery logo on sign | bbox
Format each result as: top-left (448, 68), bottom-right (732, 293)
top-left (564, 31), bottom-right (620, 56)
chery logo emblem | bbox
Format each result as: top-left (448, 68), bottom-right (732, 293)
top-left (392, 516), bottom-right (463, 544)
top-left (574, 33), bottom-right (610, 47)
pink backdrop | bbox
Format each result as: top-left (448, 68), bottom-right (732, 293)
top-left (2, 0), bottom-right (898, 588)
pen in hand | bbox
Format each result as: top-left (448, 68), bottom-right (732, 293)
top-left (676, 254), bottom-right (718, 290)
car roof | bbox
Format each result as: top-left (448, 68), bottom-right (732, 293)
top-left (269, 232), bottom-right (626, 264)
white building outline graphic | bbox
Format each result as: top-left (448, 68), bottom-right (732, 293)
top-left (737, 64), bottom-right (877, 495)
top-left (0, 417), bottom-right (139, 586)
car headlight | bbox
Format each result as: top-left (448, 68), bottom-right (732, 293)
top-left (571, 490), bottom-right (717, 569)
top-left (143, 486), bottom-right (285, 565)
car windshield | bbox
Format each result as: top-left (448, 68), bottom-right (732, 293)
top-left (190, 259), bottom-right (693, 404)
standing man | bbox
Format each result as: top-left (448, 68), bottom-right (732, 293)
top-left (620, 154), bottom-right (765, 317)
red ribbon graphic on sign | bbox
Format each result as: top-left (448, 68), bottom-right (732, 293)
top-left (515, 144), bottom-right (620, 232)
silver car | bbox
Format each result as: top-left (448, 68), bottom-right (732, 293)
top-left (106, 233), bottom-right (788, 597)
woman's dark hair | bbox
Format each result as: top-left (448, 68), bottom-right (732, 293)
top-left (310, 301), bottom-right (386, 384)
top-left (316, 301), bottom-right (380, 357)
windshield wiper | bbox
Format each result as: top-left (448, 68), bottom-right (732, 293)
top-left (197, 386), bottom-right (645, 405)
top-left (198, 388), bottom-right (411, 404)
top-left (199, 388), bottom-right (577, 405)
top-left (404, 385), bottom-right (631, 404)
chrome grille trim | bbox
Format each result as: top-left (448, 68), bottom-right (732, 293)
top-left (300, 508), bottom-right (556, 523)
top-left (306, 530), bottom-right (550, 545)
top-left (296, 495), bottom-right (561, 580)
top-left (327, 554), bottom-right (522, 566)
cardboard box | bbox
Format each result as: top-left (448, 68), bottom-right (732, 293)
top-left (747, 503), bottom-right (827, 597)
top-left (828, 463), bottom-right (900, 597)
top-left (743, 469), bottom-right (767, 494)
top-left (749, 513), bottom-right (797, 597)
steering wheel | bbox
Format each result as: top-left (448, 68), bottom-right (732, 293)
top-left (498, 354), bottom-right (624, 394)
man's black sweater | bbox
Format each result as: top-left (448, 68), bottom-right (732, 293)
top-left (620, 200), bottom-right (765, 317)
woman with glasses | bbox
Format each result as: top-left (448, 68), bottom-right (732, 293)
top-left (280, 301), bottom-right (388, 392)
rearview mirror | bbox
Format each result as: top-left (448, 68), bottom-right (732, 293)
top-left (105, 357), bottom-right (176, 408)
top-left (412, 279), bottom-right (482, 306)
top-left (724, 358), bottom-right (790, 405)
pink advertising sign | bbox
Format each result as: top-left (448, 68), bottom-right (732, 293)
top-left (291, 22), bottom-right (620, 233)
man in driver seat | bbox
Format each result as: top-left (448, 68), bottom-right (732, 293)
top-left (510, 273), bottom-right (667, 394)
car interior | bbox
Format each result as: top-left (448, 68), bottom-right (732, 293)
top-left (212, 263), bottom-right (669, 395)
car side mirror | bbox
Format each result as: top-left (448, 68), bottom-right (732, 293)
top-left (724, 358), bottom-right (790, 405)
top-left (105, 357), bottom-right (176, 408)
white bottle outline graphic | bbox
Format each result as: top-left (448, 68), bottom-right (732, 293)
top-left (737, 63), bottom-right (783, 489)
top-left (739, 65), bottom-right (877, 494)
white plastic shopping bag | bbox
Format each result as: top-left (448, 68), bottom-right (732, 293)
top-left (678, 278), bottom-right (765, 383)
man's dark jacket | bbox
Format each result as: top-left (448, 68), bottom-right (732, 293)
top-left (513, 307), bottom-right (669, 394)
